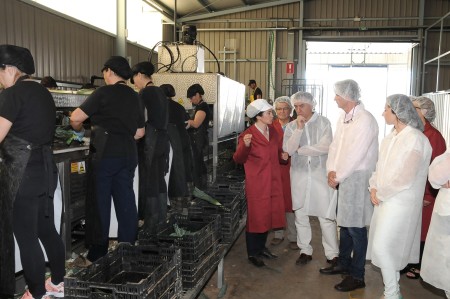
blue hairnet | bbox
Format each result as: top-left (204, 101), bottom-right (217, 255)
top-left (290, 91), bottom-right (316, 108)
top-left (412, 96), bottom-right (436, 122)
top-left (334, 79), bottom-right (361, 103)
top-left (387, 94), bottom-right (424, 132)
top-left (274, 96), bottom-right (293, 109)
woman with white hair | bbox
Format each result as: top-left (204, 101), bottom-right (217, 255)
top-left (283, 91), bottom-right (339, 266)
top-left (367, 94), bottom-right (432, 299)
top-left (401, 97), bottom-right (446, 279)
top-left (270, 96), bottom-right (297, 248)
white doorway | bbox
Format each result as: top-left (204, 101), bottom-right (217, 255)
top-left (306, 42), bottom-right (413, 141)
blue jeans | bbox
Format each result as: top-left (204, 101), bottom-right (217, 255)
top-left (338, 226), bottom-right (368, 281)
top-left (87, 156), bottom-right (138, 262)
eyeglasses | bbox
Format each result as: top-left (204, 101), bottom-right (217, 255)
top-left (275, 107), bottom-right (291, 111)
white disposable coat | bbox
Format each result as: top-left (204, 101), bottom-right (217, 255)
top-left (283, 113), bottom-right (335, 219)
top-left (326, 103), bottom-right (378, 227)
top-left (367, 126), bottom-right (432, 270)
top-left (421, 151), bottom-right (450, 292)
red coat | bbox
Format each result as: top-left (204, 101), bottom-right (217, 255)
top-left (233, 124), bottom-right (286, 233)
top-left (421, 121), bottom-right (446, 241)
top-left (273, 119), bottom-right (293, 212)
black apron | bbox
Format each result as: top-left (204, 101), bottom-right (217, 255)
top-left (0, 135), bottom-right (56, 296)
top-left (84, 125), bottom-right (108, 246)
top-left (167, 123), bottom-right (187, 197)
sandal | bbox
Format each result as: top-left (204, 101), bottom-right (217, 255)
top-left (406, 267), bottom-right (420, 279)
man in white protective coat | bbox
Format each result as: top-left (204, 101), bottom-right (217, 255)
top-left (283, 91), bottom-right (339, 266)
top-left (421, 151), bottom-right (450, 299)
top-left (367, 94), bottom-right (431, 299)
top-left (320, 79), bottom-right (379, 293)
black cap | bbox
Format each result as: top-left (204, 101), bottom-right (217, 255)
top-left (248, 79), bottom-right (256, 86)
top-left (101, 56), bottom-right (132, 80)
top-left (187, 83), bottom-right (204, 98)
top-left (130, 61), bottom-right (155, 84)
top-left (160, 84), bottom-right (176, 98)
top-left (0, 44), bottom-right (35, 75)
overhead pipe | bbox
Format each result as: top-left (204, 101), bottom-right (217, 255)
top-left (196, 25), bottom-right (425, 32)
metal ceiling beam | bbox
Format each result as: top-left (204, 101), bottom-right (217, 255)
top-left (178, 0), bottom-right (302, 23)
top-left (142, 0), bottom-right (174, 23)
top-left (197, 0), bottom-right (213, 13)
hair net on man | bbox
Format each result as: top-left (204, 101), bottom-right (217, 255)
top-left (334, 79), bottom-right (361, 103)
top-left (387, 94), bottom-right (424, 132)
top-left (273, 96), bottom-right (293, 109)
top-left (412, 96), bottom-right (436, 122)
top-left (290, 91), bottom-right (316, 109)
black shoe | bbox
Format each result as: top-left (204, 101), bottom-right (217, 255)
top-left (295, 253), bottom-right (312, 265)
top-left (334, 276), bottom-right (365, 292)
top-left (319, 264), bottom-right (349, 275)
top-left (327, 257), bottom-right (339, 266)
top-left (248, 256), bottom-right (265, 267)
top-left (259, 248), bottom-right (278, 260)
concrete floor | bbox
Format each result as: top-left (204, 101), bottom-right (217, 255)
top-left (201, 217), bottom-right (446, 299)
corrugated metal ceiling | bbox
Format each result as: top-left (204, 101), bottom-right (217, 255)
top-left (144, 0), bottom-right (298, 22)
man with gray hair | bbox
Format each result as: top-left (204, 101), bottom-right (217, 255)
top-left (320, 79), bottom-right (379, 292)
top-left (283, 91), bottom-right (339, 266)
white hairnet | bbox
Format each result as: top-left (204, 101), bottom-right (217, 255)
top-left (412, 96), bottom-right (436, 122)
top-left (274, 96), bottom-right (293, 109)
top-left (387, 94), bottom-right (424, 132)
top-left (334, 79), bottom-right (361, 103)
top-left (290, 91), bottom-right (316, 108)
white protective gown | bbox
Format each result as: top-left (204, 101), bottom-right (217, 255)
top-left (421, 151), bottom-right (450, 292)
top-left (283, 113), bottom-right (335, 219)
top-left (367, 126), bottom-right (432, 270)
top-left (326, 103), bottom-right (379, 227)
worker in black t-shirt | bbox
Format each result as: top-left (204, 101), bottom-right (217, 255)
top-left (130, 61), bottom-right (170, 234)
top-left (70, 56), bottom-right (145, 266)
top-left (186, 83), bottom-right (211, 189)
top-left (160, 83), bottom-right (192, 199)
top-left (0, 45), bottom-right (65, 299)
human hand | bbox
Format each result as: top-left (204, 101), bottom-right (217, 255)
top-left (281, 152), bottom-right (289, 161)
top-left (327, 171), bottom-right (338, 189)
top-left (243, 134), bottom-right (252, 147)
top-left (296, 116), bottom-right (306, 129)
top-left (370, 188), bottom-right (380, 206)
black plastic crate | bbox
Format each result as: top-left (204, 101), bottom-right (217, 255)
top-left (65, 243), bottom-right (181, 299)
top-left (139, 214), bottom-right (221, 262)
top-left (181, 243), bottom-right (218, 290)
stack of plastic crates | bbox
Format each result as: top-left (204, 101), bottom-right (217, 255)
top-left (214, 172), bottom-right (247, 220)
top-left (65, 243), bottom-right (182, 299)
top-left (189, 184), bottom-right (241, 243)
top-left (139, 214), bottom-right (220, 290)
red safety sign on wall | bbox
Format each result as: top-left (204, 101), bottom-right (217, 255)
top-left (286, 62), bottom-right (295, 74)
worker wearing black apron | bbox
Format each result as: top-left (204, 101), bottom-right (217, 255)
top-left (186, 84), bottom-right (210, 189)
top-left (70, 56), bottom-right (145, 266)
top-left (0, 45), bottom-right (65, 299)
top-left (131, 61), bottom-right (170, 234)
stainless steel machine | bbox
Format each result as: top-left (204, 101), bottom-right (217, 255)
top-left (152, 73), bottom-right (246, 181)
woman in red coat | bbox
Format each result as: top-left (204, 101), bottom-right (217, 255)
top-left (405, 96), bottom-right (447, 279)
top-left (233, 99), bottom-right (287, 267)
top-left (270, 96), bottom-right (297, 249)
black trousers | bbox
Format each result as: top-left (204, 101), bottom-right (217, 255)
top-left (13, 164), bottom-right (65, 298)
top-left (245, 231), bottom-right (268, 257)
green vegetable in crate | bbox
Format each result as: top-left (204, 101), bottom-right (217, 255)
top-left (170, 223), bottom-right (194, 237)
top-left (192, 187), bottom-right (230, 211)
